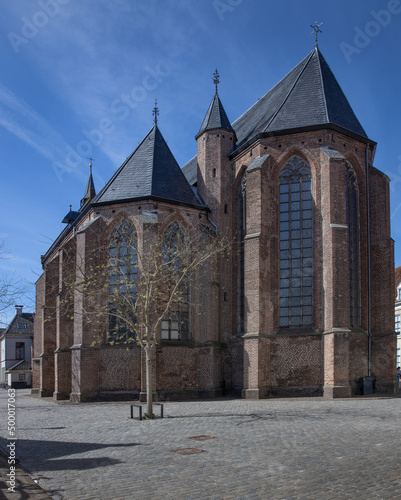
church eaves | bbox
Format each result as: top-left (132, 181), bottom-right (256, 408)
top-left (233, 47), bottom-right (367, 148)
top-left (93, 126), bottom-right (205, 208)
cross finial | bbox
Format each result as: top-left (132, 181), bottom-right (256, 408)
top-left (310, 21), bottom-right (323, 47)
top-left (152, 98), bottom-right (159, 126)
top-left (213, 69), bottom-right (220, 95)
top-left (87, 155), bottom-right (94, 173)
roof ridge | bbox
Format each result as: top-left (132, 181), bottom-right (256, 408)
top-left (93, 127), bottom-right (155, 204)
top-left (231, 51), bottom-right (311, 129)
top-left (315, 47), bottom-right (329, 123)
top-left (262, 49), bottom-right (315, 133)
top-left (151, 125), bottom-right (158, 194)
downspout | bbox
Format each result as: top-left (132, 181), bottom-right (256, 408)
top-left (366, 142), bottom-right (375, 377)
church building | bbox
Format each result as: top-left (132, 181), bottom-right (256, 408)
top-left (32, 45), bottom-right (396, 401)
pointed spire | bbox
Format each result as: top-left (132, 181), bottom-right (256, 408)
top-left (80, 158), bottom-right (96, 208)
top-left (196, 69), bottom-right (235, 139)
top-left (152, 98), bottom-right (159, 126)
top-left (94, 126), bottom-right (203, 208)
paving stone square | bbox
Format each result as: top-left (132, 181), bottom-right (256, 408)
top-left (1, 390), bottom-right (401, 499)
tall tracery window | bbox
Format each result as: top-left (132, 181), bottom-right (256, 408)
top-left (108, 219), bottom-right (138, 342)
top-left (346, 163), bottom-right (360, 327)
top-left (161, 221), bottom-right (190, 341)
top-left (279, 156), bottom-right (313, 328)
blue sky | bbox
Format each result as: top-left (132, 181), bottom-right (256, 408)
top-left (1, 0), bottom-right (401, 322)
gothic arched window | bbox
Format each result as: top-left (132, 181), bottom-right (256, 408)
top-left (279, 156), bottom-right (313, 328)
top-left (161, 221), bottom-right (190, 341)
top-left (346, 163), bottom-right (360, 327)
top-left (108, 219), bottom-right (138, 342)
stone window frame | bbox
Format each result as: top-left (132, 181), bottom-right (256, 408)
top-left (108, 219), bottom-right (138, 343)
top-left (278, 156), bottom-right (313, 329)
top-left (160, 220), bottom-right (190, 342)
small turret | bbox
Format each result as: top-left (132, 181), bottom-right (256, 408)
top-left (80, 159), bottom-right (96, 208)
top-left (196, 69), bottom-right (236, 225)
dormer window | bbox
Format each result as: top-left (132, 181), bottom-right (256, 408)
top-left (17, 323), bottom-right (27, 329)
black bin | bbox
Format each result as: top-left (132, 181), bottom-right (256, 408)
top-left (361, 376), bottom-right (375, 395)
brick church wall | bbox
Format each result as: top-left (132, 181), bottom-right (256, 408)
top-left (99, 346), bottom-right (141, 392)
top-left (269, 335), bottom-right (322, 396)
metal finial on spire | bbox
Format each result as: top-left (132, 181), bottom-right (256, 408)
top-left (87, 155), bottom-right (94, 173)
top-left (213, 69), bottom-right (220, 95)
top-left (152, 98), bottom-right (159, 126)
top-left (310, 21), bottom-right (323, 47)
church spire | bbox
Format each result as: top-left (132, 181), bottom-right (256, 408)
top-left (195, 69), bottom-right (236, 140)
top-left (80, 157), bottom-right (96, 208)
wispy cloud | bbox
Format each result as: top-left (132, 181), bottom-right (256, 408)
top-left (0, 83), bottom-right (79, 173)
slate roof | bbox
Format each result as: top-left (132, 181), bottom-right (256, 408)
top-left (2, 312), bottom-right (34, 336)
top-left (93, 126), bottom-right (205, 208)
top-left (183, 47), bottom-right (368, 184)
top-left (196, 94), bottom-right (235, 139)
top-left (6, 360), bottom-right (31, 372)
top-left (182, 155), bottom-right (198, 186)
top-left (62, 209), bottom-right (80, 224)
top-left (233, 47), bottom-right (367, 147)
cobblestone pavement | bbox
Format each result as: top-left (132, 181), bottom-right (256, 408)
top-left (0, 390), bottom-right (401, 499)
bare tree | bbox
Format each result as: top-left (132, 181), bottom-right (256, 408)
top-left (0, 242), bottom-right (30, 326)
top-left (60, 219), bottom-right (231, 418)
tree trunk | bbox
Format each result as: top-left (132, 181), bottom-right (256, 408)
top-left (145, 344), bottom-right (153, 418)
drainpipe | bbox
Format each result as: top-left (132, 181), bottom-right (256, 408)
top-left (366, 142), bottom-right (375, 377)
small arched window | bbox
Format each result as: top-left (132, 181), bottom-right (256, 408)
top-left (161, 221), bottom-right (190, 341)
top-left (279, 156), bottom-right (313, 328)
top-left (108, 219), bottom-right (138, 342)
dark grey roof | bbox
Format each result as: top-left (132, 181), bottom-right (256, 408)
top-left (3, 313), bottom-right (34, 336)
top-left (183, 48), bottom-right (368, 185)
top-left (181, 155), bottom-right (198, 185)
top-left (62, 209), bottom-right (80, 224)
top-left (7, 360), bottom-right (31, 371)
top-left (233, 47), bottom-right (367, 147)
top-left (94, 126), bottom-right (205, 208)
top-left (196, 94), bottom-right (235, 138)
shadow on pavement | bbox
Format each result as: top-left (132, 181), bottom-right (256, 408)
top-left (0, 438), bottom-right (143, 473)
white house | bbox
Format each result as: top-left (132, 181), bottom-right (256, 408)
top-left (0, 305), bottom-right (34, 388)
